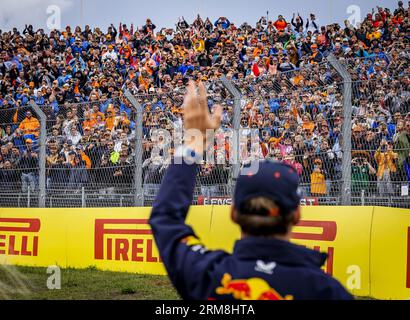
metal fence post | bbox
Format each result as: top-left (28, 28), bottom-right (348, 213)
top-left (124, 90), bottom-right (144, 206)
top-left (326, 54), bottom-right (353, 205)
top-left (81, 186), bottom-right (86, 208)
top-left (29, 101), bottom-right (46, 208)
top-left (361, 190), bottom-right (365, 206)
top-left (27, 186), bottom-right (31, 208)
top-left (220, 77), bottom-right (242, 192)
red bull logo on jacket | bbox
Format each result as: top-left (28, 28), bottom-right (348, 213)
top-left (216, 273), bottom-right (293, 300)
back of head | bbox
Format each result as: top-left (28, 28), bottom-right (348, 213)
top-left (233, 160), bottom-right (302, 237)
top-left (236, 196), bottom-right (295, 236)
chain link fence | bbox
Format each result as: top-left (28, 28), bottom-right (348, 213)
top-left (133, 82), bottom-right (234, 206)
top-left (43, 96), bottom-right (138, 207)
top-left (0, 102), bottom-right (43, 207)
top-left (0, 54), bottom-right (409, 208)
top-left (349, 77), bottom-right (409, 207)
top-left (222, 59), bottom-right (348, 206)
top-left (340, 52), bottom-right (410, 206)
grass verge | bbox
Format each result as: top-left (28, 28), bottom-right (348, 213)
top-left (0, 265), bottom-right (179, 300)
top-left (0, 265), bottom-right (376, 300)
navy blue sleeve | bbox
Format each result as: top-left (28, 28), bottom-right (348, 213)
top-left (312, 273), bottom-right (354, 300)
top-left (149, 159), bottom-right (228, 300)
top-left (321, 281), bottom-right (354, 300)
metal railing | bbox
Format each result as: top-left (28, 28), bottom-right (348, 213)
top-left (0, 53), bottom-right (409, 208)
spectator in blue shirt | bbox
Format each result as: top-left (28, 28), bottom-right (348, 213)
top-left (214, 17), bottom-right (231, 29)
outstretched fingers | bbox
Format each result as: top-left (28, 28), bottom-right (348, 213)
top-left (197, 81), bottom-right (208, 113)
top-left (210, 104), bottom-right (223, 129)
top-left (183, 80), bottom-right (198, 114)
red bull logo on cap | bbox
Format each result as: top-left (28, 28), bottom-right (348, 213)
top-left (216, 273), bottom-right (293, 300)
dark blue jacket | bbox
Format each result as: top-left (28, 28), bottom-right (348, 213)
top-left (149, 159), bottom-right (353, 300)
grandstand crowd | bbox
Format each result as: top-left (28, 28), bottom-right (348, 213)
top-left (0, 1), bottom-right (409, 202)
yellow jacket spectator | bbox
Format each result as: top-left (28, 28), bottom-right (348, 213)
top-left (366, 29), bottom-right (382, 41)
top-left (374, 142), bottom-right (398, 178)
top-left (114, 112), bottom-right (131, 129)
top-left (107, 141), bottom-right (120, 164)
top-left (105, 108), bottom-right (116, 131)
top-left (192, 38), bottom-right (205, 53)
top-left (310, 159), bottom-right (327, 195)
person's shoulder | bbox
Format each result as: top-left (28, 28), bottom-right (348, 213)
top-left (305, 268), bottom-right (353, 299)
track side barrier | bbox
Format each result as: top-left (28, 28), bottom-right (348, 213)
top-left (0, 206), bottom-right (409, 299)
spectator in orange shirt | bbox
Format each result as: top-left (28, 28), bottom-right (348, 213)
top-left (119, 44), bottom-right (132, 60)
top-left (95, 114), bottom-right (106, 130)
top-left (105, 106), bottom-right (116, 131)
top-left (119, 23), bottom-right (133, 41)
top-left (273, 15), bottom-right (287, 31)
top-left (253, 43), bottom-right (263, 57)
top-left (75, 145), bottom-right (92, 169)
top-left (90, 105), bottom-right (105, 122)
top-left (19, 111), bottom-right (40, 137)
top-left (291, 70), bottom-right (304, 86)
top-left (301, 114), bottom-right (315, 133)
top-left (392, 12), bottom-right (405, 25)
top-left (83, 111), bottom-right (96, 129)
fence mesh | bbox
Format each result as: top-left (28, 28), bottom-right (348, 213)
top-left (349, 77), bottom-right (409, 206)
top-left (0, 56), bottom-right (409, 208)
top-left (341, 51), bottom-right (410, 206)
top-left (43, 97), bottom-right (137, 203)
top-left (231, 60), bottom-right (347, 204)
top-left (0, 103), bottom-right (42, 207)
top-left (137, 82), bottom-right (235, 205)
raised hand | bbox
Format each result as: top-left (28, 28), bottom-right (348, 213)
top-left (182, 81), bottom-right (222, 154)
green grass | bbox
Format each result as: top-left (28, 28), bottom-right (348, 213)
top-left (0, 265), bottom-right (376, 300)
top-left (0, 265), bottom-right (180, 300)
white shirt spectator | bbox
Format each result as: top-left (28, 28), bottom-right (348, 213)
top-left (66, 129), bottom-right (82, 146)
top-left (102, 49), bottom-right (118, 62)
top-left (306, 16), bottom-right (319, 34)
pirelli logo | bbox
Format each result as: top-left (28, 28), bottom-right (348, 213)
top-left (0, 218), bottom-right (40, 256)
top-left (94, 219), bottom-right (161, 263)
top-left (291, 220), bottom-right (337, 275)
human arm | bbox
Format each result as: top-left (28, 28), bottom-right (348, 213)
top-left (364, 159), bottom-right (376, 175)
top-left (149, 82), bottom-right (225, 299)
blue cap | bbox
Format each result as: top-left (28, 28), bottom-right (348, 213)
top-left (234, 160), bottom-right (302, 216)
